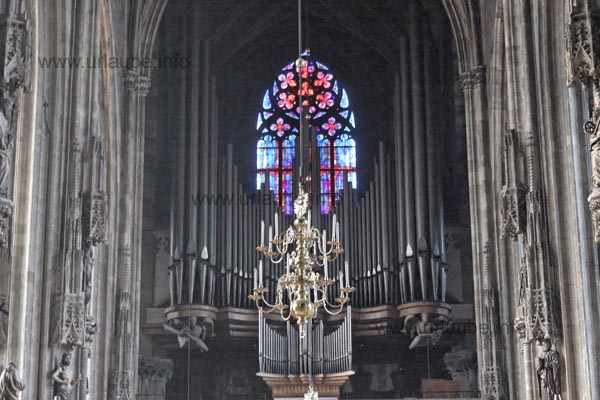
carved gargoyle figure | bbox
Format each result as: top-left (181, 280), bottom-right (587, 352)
top-left (163, 316), bottom-right (214, 352)
top-left (0, 362), bottom-right (25, 400)
top-left (52, 352), bottom-right (80, 400)
top-left (536, 338), bottom-right (562, 400)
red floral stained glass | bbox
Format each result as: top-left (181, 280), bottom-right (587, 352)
top-left (257, 51), bottom-right (357, 214)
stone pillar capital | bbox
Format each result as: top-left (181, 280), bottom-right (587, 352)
top-left (124, 70), bottom-right (151, 97)
top-left (138, 357), bottom-right (174, 385)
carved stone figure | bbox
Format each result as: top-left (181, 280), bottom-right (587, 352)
top-left (0, 362), bottom-right (25, 400)
top-left (0, 96), bottom-right (15, 197)
top-left (536, 338), bottom-right (561, 400)
top-left (163, 316), bottom-right (213, 351)
top-left (52, 353), bottom-right (80, 400)
top-left (518, 263), bottom-right (528, 305)
top-left (82, 238), bottom-right (94, 306)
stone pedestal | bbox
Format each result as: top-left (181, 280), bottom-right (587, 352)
top-left (257, 372), bottom-right (354, 399)
top-left (137, 357), bottom-right (173, 400)
top-left (443, 349), bottom-right (478, 395)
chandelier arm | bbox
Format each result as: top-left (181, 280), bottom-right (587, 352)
top-left (280, 307), bottom-right (293, 321)
top-left (259, 295), bottom-right (280, 309)
top-left (268, 253), bottom-right (286, 264)
top-left (321, 298), bottom-right (346, 315)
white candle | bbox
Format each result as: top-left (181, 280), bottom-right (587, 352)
top-left (324, 253), bottom-right (328, 280)
top-left (336, 222), bottom-right (340, 243)
top-left (259, 260), bottom-right (263, 286)
top-left (253, 267), bottom-right (258, 289)
top-left (307, 212), bottom-right (311, 229)
top-left (332, 214), bottom-right (337, 240)
top-left (345, 261), bottom-right (350, 287)
top-left (286, 256), bottom-right (290, 276)
top-left (274, 213), bottom-right (279, 236)
top-left (339, 270), bottom-right (344, 286)
top-left (260, 220), bottom-right (265, 246)
top-left (268, 225), bottom-right (273, 251)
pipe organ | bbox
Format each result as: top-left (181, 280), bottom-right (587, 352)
top-left (165, 134), bottom-right (450, 346)
top-left (258, 307), bottom-right (352, 376)
top-left (164, 1), bottom-right (450, 366)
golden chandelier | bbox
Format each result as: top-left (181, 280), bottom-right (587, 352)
top-left (249, 179), bottom-right (355, 338)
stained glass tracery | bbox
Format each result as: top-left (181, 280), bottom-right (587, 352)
top-left (256, 53), bottom-right (357, 214)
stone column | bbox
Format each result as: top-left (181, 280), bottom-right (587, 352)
top-left (111, 71), bottom-right (151, 400)
top-left (459, 63), bottom-right (501, 400)
top-left (137, 357), bottom-right (173, 400)
top-left (0, 0), bottom-right (29, 372)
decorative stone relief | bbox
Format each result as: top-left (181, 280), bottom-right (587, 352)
top-left (137, 357), bottom-right (173, 400)
top-left (3, 15), bottom-right (31, 93)
top-left (84, 315), bottom-right (98, 345)
top-left (82, 191), bottom-right (108, 247)
top-left (459, 65), bottom-right (486, 90)
top-left (112, 369), bottom-right (131, 400)
top-left (481, 366), bottom-right (505, 400)
top-left (530, 289), bottom-right (554, 343)
top-left (567, 8), bottom-right (600, 241)
top-left (565, 9), bottom-right (600, 88)
top-left (0, 11), bottom-right (30, 258)
top-left (138, 357), bottom-right (173, 384)
top-left (54, 293), bottom-right (86, 350)
top-left (500, 129), bottom-right (526, 240)
top-left (0, 199), bottom-right (12, 249)
top-left (124, 70), bottom-right (151, 97)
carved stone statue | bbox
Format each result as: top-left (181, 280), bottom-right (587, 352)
top-left (163, 316), bottom-right (213, 352)
top-left (82, 238), bottom-right (94, 306)
top-left (0, 96), bottom-right (15, 198)
top-left (52, 353), bottom-right (80, 400)
top-left (536, 338), bottom-right (562, 400)
top-left (0, 362), bottom-right (25, 400)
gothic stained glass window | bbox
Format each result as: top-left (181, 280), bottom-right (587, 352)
top-left (256, 52), bottom-right (357, 214)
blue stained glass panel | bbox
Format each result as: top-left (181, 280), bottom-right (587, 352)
top-left (316, 61), bottom-right (329, 70)
top-left (282, 147), bottom-right (294, 168)
top-left (334, 171), bottom-right (344, 192)
top-left (282, 172), bottom-right (293, 194)
top-left (256, 113), bottom-right (263, 130)
top-left (283, 195), bottom-right (293, 215)
top-left (257, 56), bottom-right (358, 215)
top-left (316, 133), bottom-right (329, 147)
top-left (263, 90), bottom-right (272, 109)
top-left (321, 194), bottom-right (331, 214)
top-left (256, 172), bottom-right (265, 190)
top-left (341, 89), bottom-right (349, 108)
top-left (320, 172), bottom-right (331, 194)
top-left (349, 171), bottom-right (357, 189)
top-left (319, 146), bottom-right (331, 169)
top-left (268, 171), bottom-right (279, 193)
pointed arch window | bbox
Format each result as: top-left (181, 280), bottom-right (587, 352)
top-left (256, 53), bottom-right (357, 214)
